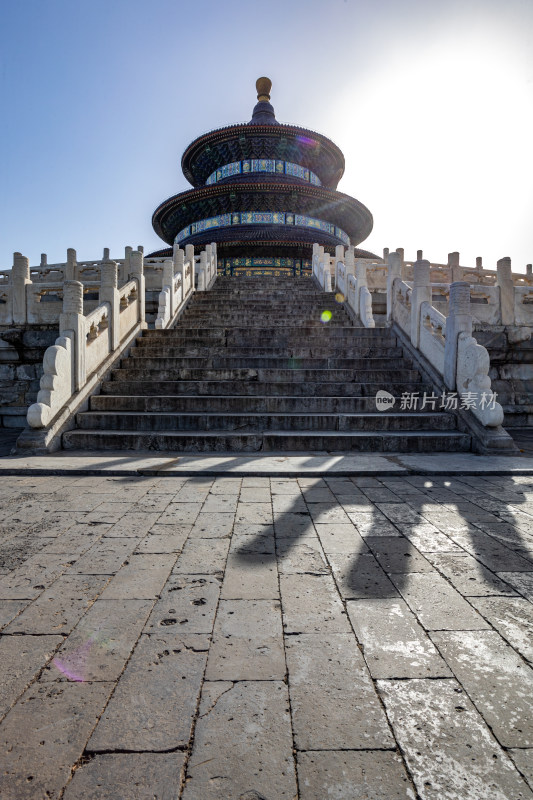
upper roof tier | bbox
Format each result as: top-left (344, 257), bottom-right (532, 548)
top-left (181, 78), bottom-right (345, 190)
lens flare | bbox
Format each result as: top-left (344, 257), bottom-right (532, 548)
top-left (52, 629), bottom-right (113, 682)
top-left (335, 292), bottom-right (345, 303)
top-left (321, 310), bottom-right (332, 323)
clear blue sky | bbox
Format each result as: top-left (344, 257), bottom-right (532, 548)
top-left (1, 0), bottom-right (532, 270)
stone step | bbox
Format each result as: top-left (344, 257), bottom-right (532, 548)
top-left (110, 367), bottom-right (421, 383)
top-left (140, 331), bottom-right (394, 346)
top-left (143, 326), bottom-right (375, 337)
top-left (123, 356), bottom-right (413, 370)
top-left (190, 297), bottom-right (334, 305)
top-left (62, 429), bottom-right (471, 453)
top-left (129, 345), bottom-right (406, 359)
top-left (101, 380), bottom-right (429, 397)
top-left (90, 395), bottom-right (413, 413)
top-left (179, 317), bottom-right (352, 327)
top-left (76, 411), bottom-right (457, 433)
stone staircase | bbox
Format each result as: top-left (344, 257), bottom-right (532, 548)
top-left (63, 276), bottom-right (471, 452)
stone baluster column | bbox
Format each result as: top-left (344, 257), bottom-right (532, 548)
top-left (65, 248), bottom-right (77, 281)
top-left (395, 248), bottom-right (405, 278)
top-left (162, 259), bottom-right (175, 317)
top-left (497, 256), bottom-right (514, 325)
top-left (60, 280), bottom-right (85, 391)
top-left (410, 259), bottom-right (431, 348)
top-left (322, 253), bottom-right (332, 292)
top-left (11, 252), bottom-right (30, 324)
top-left (335, 245), bottom-right (345, 290)
top-left (174, 244), bottom-right (185, 295)
top-left (99, 261), bottom-right (120, 350)
top-left (444, 281), bottom-right (472, 389)
top-left (344, 245), bottom-right (355, 278)
top-left (387, 251), bottom-right (402, 322)
top-left (123, 246), bottom-right (133, 284)
top-left (383, 247), bottom-right (389, 260)
top-left (354, 258), bottom-right (369, 317)
top-left (40, 253), bottom-right (47, 268)
top-left (130, 249), bottom-right (145, 327)
top-left (312, 243), bottom-right (319, 278)
top-left (206, 244), bottom-right (213, 286)
top-left (448, 252), bottom-right (462, 283)
top-left (198, 250), bottom-right (207, 291)
top-left (185, 245), bottom-right (195, 292)
top-left (211, 242), bottom-right (217, 277)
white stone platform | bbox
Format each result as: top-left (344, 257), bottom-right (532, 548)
top-left (2, 449), bottom-right (533, 476)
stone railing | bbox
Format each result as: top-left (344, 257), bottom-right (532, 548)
top-left (321, 243), bottom-right (533, 330)
top-left (26, 251), bottom-right (146, 429)
top-left (20, 243), bottom-right (216, 448)
top-left (382, 249), bottom-right (533, 328)
top-left (0, 247), bottom-right (141, 326)
top-left (313, 243), bottom-right (375, 328)
top-left (389, 257), bottom-right (503, 428)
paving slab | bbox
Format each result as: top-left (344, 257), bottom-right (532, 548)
top-left (509, 750), bottom-right (533, 790)
top-left (426, 552), bottom-right (519, 596)
top-left (276, 539), bottom-right (329, 573)
top-left (63, 753), bottom-right (185, 800)
top-left (98, 554), bottom-right (175, 600)
top-left (0, 599), bottom-right (29, 629)
top-left (297, 751), bottom-right (415, 800)
top-left (103, 511), bottom-right (163, 537)
top-left (134, 524), bottom-right (190, 553)
top-left (205, 599), bottom-right (285, 680)
top-left (88, 633), bottom-right (209, 752)
top-left (174, 536), bottom-right (230, 574)
top-left (279, 572), bottom-right (351, 634)
top-left (0, 680), bottom-right (113, 800)
top-left (144, 573), bottom-right (221, 634)
top-left (285, 633), bottom-right (393, 749)
top-left (328, 551), bottom-right (399, 599)
top-left (221, 552), bottom-right (279, 599)
top-left (4, 574), bottom-right (109, 634)
top-left (469, 597), bottom-right (533, 665)
top-left (314, 522), bottom-right (369, 552)
top-left (42, 598), bottom-right (154, 682)
top-left (378, 678), bottom-right (533, 800)
top-left (182, 681), bottom-right (297, 799)
top-left (0, 634), bottom-right (64, 720)
top-left (157, 502), bottom-right (203, 525)
top-left (390, 571), bottom-right (490, 630)
top-left (189, 511), bottom-right (234, 538)
top-left (348, 598), bottom-right (452, 679)
top-left (67, 537), bottom-right (141, 575)
top-left (497, 570), bottom-right (533, 601)
top-left (365, 535), bottom-right (435, 572)
top-left (0, 552), bottom-right (78, 599)
top-left (431, 629), bottom-right (533, 747)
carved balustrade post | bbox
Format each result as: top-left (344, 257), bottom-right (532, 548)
top-left (444, 281), bottom-right (472, 390)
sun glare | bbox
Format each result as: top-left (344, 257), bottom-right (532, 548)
top-left (337, 29), bottom-right (533, 268)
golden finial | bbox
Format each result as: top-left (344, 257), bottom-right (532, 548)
top-left (256, 77), bottom-right (272, 102)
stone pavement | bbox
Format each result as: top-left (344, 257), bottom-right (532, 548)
top-left (1, 472), bottom-right (533, 798)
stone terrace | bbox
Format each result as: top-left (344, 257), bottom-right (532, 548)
top-left (1, 472), bottom-right (533, 798)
